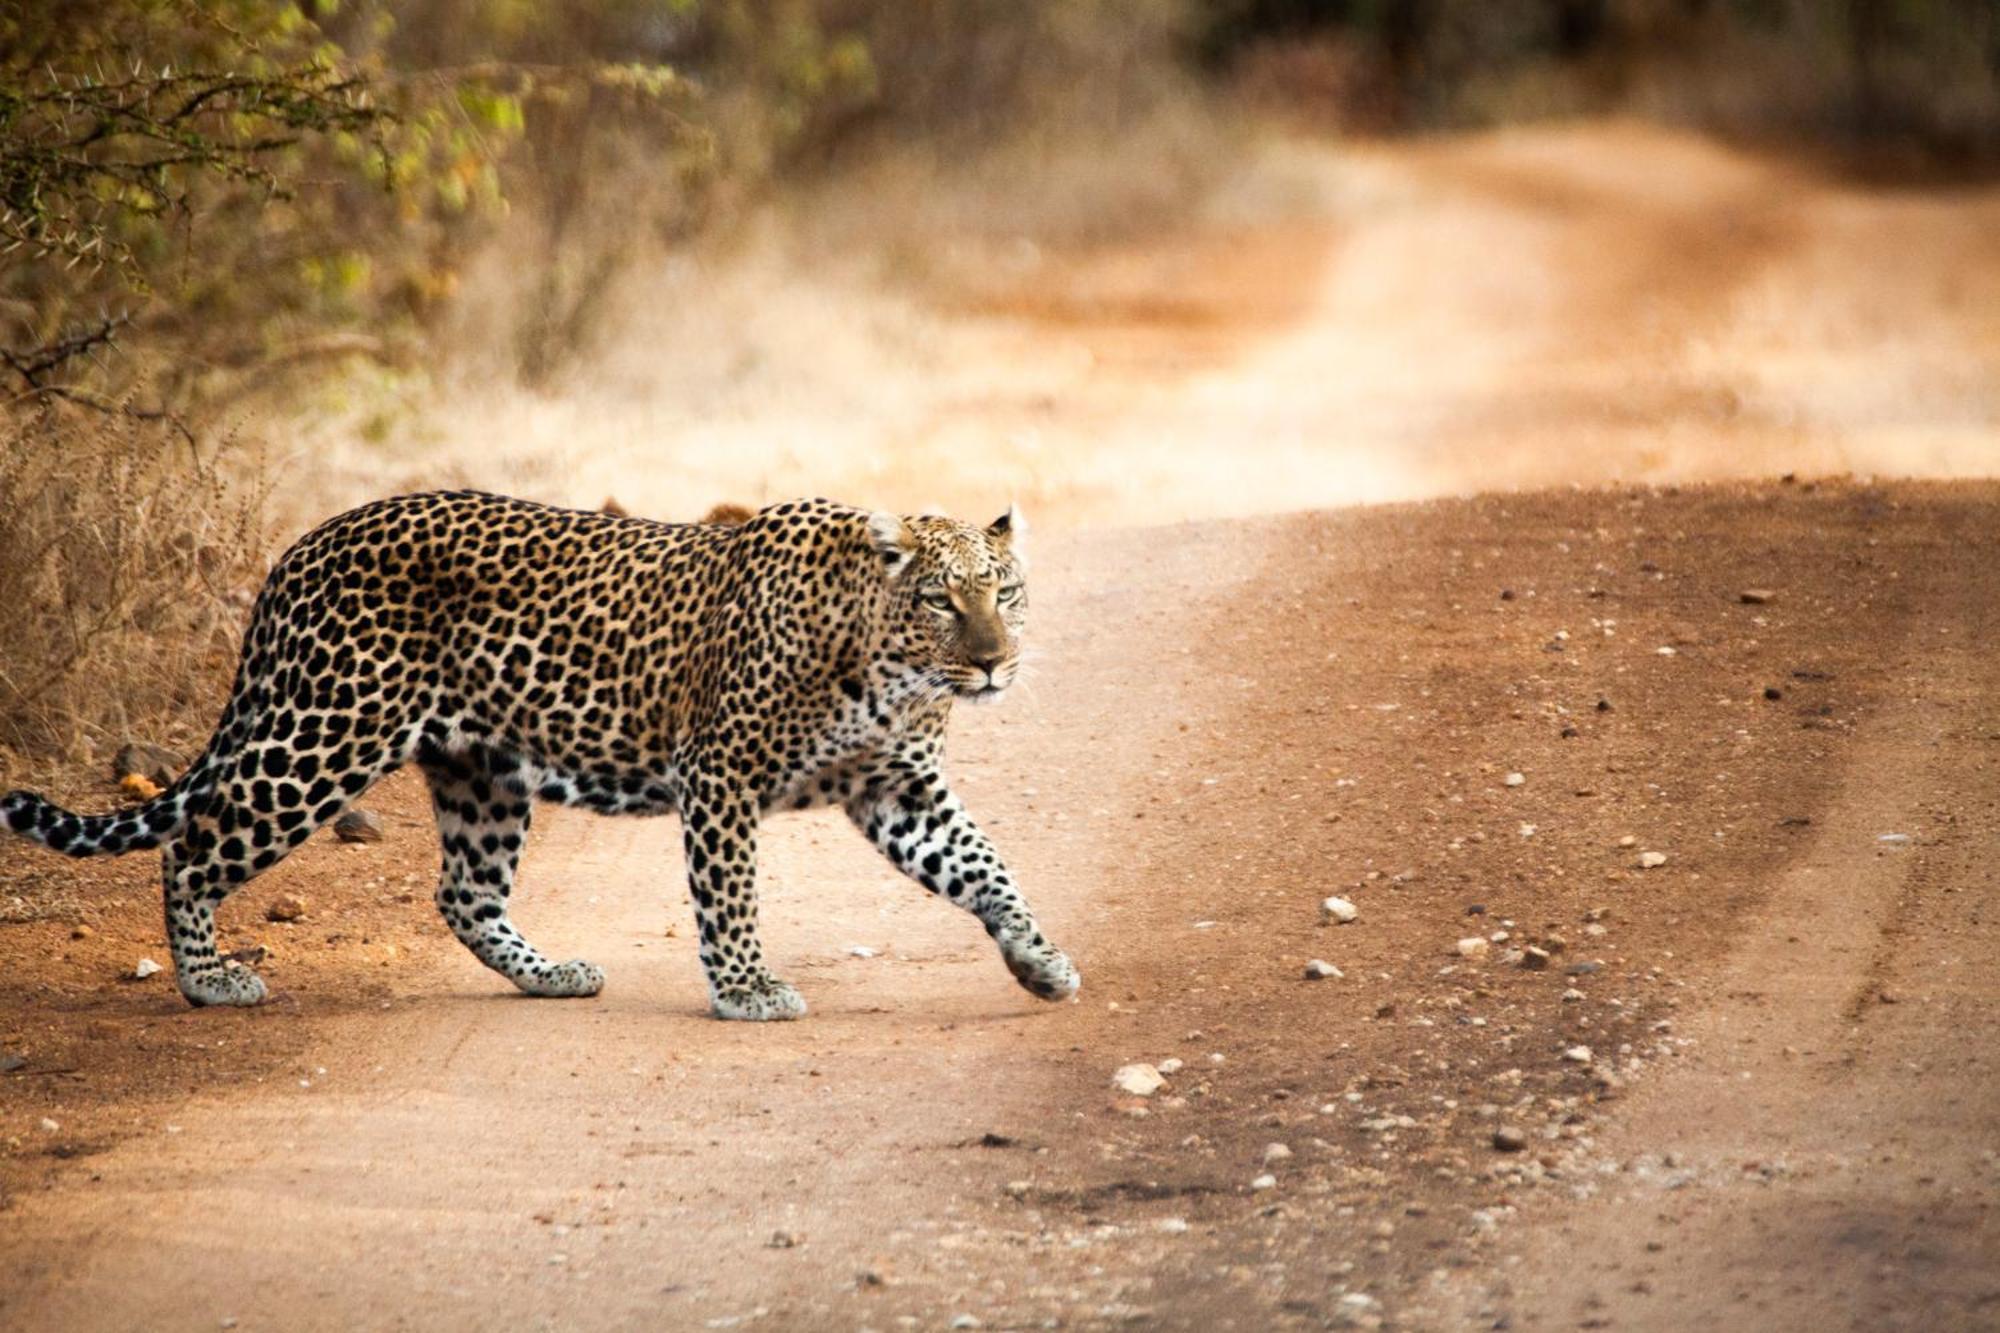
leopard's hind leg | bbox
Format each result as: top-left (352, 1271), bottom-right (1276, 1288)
top-left (423, 748), bottom-right (603, 998)
top-left (164, 737), bottom-right (400, 1006)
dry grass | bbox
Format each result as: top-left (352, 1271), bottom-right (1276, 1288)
top-left (0, 406), bottom-right (264, 781)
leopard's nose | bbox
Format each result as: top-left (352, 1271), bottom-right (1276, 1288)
top-left (969, 651), bottom-right (1006, 676)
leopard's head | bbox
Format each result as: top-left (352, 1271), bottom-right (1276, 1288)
top-left (870, 506), bottom-right (1028, 701)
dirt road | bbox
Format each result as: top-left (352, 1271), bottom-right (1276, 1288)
top-left (4, 124), bottom-right (1999, 1332)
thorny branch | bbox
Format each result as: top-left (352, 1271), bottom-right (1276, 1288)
top-left (0, 65), bottom-right (387, 274)
top-left (2, 316), bottom-right (196, 448)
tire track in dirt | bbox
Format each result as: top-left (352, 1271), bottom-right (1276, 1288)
top-left (1448, 500), bottom-right (2000, 1331)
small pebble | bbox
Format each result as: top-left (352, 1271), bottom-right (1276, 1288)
top-left (1263, 1143), bottom-right (1293, 1164)
top-left (1303, 959), bottom-right (1343, 980)
top-left (333, 809), bottom-right (386, 844)
top-left (1321, 897), bottom-right (1359, 925)
top-left (1504, 772), bottom-right (1525, 787)
top-left (267, 893), bottom-right (308, 923)
top-left (1111, 1063), bottom-right (1165, 1097)
top-left (1740, 589), bottom-right (1776, 605)
top-left (1520, 946), bottom-right (1551, 971)
top-left (1564, 1045), bottom-right (1594, 1064)
top-left (1250, 1173), bottom-right (1277, 1191)
top-left (1637, 851), bottom-right (1668, 868)
top-left (1492, 1127), bottom-right (1528, 1152)
top-left (133, 958), bottom-right (162, 979)
top-left (1456, 937), bottom-right (1491, 960)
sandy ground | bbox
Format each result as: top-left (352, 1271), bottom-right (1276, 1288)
top-left (294, 120), bottom-right (2000, 527)
top-left (3, 123), bottom-right (1999, 1331)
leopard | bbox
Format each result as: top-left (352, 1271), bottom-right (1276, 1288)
top-left (1, 490), bottom-right (1080, 1020)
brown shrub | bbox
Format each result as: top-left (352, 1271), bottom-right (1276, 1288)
top-left (0, 406), bottom-right (264, 774)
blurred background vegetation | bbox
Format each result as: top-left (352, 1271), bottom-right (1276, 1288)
top-left (1, 0), bottom-right (1996, 765)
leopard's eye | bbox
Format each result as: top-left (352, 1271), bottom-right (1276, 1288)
top-left (921, 589), bottom-right (955, 614)
top-left (997, 583), bottom-right (1023, 606)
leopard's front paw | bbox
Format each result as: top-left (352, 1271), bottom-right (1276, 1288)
top-left (1005, 943), bottom-right (1080, 1002)
top-left (518, 958), bottom-right (605, 998)
top-left (711, 975), bottom-right (808, 1022)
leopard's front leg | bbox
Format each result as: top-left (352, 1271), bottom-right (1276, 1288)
top-left (681, 776), bottom-right (805, 1021)
top-left (846, 769), bottom-right (1079, 1002)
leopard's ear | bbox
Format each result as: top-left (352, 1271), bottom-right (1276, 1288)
top-left (867, 512), bottom-right (915, 578)
top-left (988, 503), bottom-right (1025, 559)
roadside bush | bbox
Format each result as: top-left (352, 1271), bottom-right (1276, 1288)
top-left (0, 405), bottom-right (263, 770)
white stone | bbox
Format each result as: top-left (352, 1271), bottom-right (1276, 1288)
top-left (1637, 851), bottom-right (1668, 868)
top-left (1157, 1217), bottom-right (1190, 1234)
top-left (1263, 1143), bottom-right (1293, 1164)
top-left (133, 957), bottom-right (162, 979)
top-left (845, 945), bottom-right (877, 958)
top-left (1456, 937), bottom-right (1491, 960)
top-left (1304, 959), bottom-right (1343, 980)
top-left (1504, 772), bottom-right (1525, 787)
top-left (1564, 1045), bottom-right (1594, 1064)
top-left (1157, 1057), bottom-right (1185, 1075)
top-left (1250, 1173), bottom-right (1277, 1191)
top-left (1111, 1063), bottom-right (1166, 1097)
top-left (1322, 896), bottom-right (1359, 925)
top-left (38, 1117), bottom-right (59, 1133)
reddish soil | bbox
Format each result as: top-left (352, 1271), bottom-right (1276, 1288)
top-left (3, 123), bottom-right (1998, 1332)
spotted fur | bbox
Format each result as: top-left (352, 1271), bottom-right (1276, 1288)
top-left (1, 491), bottom-right (1078, 1017)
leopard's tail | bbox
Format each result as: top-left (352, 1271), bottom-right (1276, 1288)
top-left (2, 743), bottom-right (231, 859)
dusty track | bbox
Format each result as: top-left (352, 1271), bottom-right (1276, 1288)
top-left (4, 124), bottom-right (1999, 1331)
